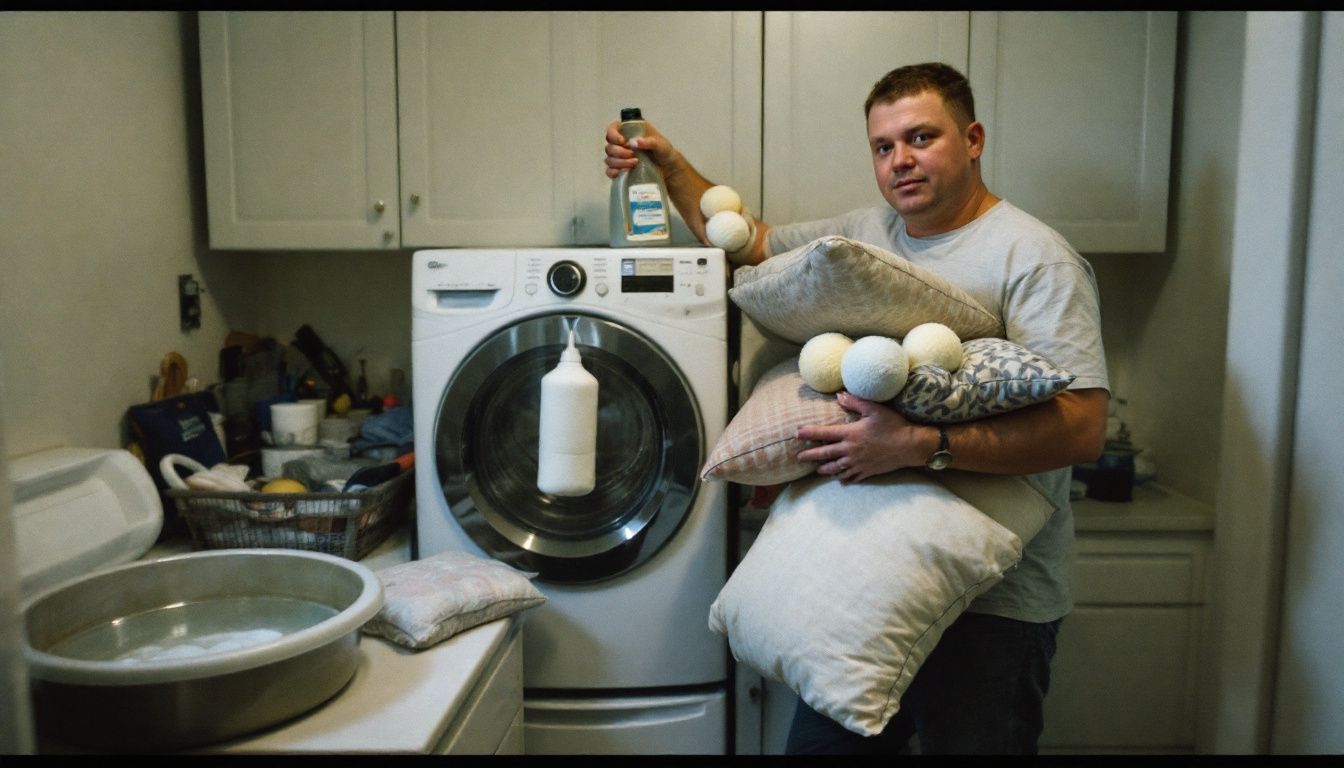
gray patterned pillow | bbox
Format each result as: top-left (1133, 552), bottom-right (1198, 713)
top-left (895, 337), bottom-right (1075, 424)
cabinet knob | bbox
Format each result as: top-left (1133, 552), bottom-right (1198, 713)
top-left (409, 194), bottom-right (421, 206)
top-left (383, 230), bottom-right (394, 243)
top-left (373, 200), bottom-right (385, 214)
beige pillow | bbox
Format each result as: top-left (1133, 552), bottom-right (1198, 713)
top-left (708, 470), bottom-right (1054, 736)
top-left (362, 550), bottom-right (546, 650)
top-left (729, 236), bottom-right (1002, 344)
top-left (701, 357), bottom-right (854, 485)
top-left (702, 340), bottom-right (1073, 487)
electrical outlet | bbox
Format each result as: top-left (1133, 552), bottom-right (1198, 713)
top-left (179, 274), bottom-right (202, 331)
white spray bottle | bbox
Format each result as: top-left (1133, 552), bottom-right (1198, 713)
top-left (537, 323), bottom-right (599, 496)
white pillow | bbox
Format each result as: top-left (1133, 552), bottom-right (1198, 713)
top-left (729, 236), bottom-right (1002, 344)
top-left (708, 470), bottom-right (1054, 736)
top-left (362, 550), bottom-right (546, 650)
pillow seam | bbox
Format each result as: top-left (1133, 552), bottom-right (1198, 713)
top-left (879, 567), bottom-right (1014, 715)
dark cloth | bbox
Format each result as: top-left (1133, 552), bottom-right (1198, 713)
top-left (785, 612), bottom-right (1062, 755)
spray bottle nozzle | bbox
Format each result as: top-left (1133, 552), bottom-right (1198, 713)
top-left (560, 326), bottom-right (582, 363)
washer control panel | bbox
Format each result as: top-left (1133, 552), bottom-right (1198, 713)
top-left (413, 247), bottom-right (725, 322)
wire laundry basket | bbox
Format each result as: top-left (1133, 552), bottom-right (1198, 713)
top-left (167, 470), bottom-right (413, 561)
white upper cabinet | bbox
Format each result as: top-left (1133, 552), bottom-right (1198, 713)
top-left (199, 12), bottom-right (400, 250)
top-left (762, 12), bottom-right (971, 225)
top-left (198, 11), bottom-right (1174, 253)
top-left (969, 11), bottom-right (1177, 253)
top-left (396, 11), bottom-right (760, 247)
top-left (395, 12), bottom-right (582, 247)
top-left (568, 12), bottom-right (762, 245)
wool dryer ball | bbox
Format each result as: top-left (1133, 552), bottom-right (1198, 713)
top-left (841, 336), bottom-right (910, 402)
top-left (706, 210), bottom-right (751, 252)
top-left (902, 322), bottom-right (964, 371)
top-left (798, 332), bottom-right (854, 393)
top-left (699, 185), bottom-right (743, 218)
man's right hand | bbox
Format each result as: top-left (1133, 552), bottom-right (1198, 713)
top-left (602, 118), bottom-right (772, 265)
top-left (604, 120), bottom-right (679, 179)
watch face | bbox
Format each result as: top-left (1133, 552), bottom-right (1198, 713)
top-left (927, 450), bottom-right (953, 471)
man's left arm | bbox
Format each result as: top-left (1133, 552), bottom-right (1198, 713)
top-left (796, 387), bottom-right (1108, 483)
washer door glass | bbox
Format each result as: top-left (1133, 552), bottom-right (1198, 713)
top-left (435, 314), bottom-right (702, 583)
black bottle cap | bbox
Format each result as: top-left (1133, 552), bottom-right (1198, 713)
top-left (620, 107), bottom-right (643, 121)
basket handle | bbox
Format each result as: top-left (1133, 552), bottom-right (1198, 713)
top-left (160, 453), bottom-right (209, 490)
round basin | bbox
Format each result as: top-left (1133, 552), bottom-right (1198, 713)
top-left (21, 548), bottom-right (384, 752)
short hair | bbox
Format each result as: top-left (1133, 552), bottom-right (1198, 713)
top-left (863, 62), bottom-right (976, 128)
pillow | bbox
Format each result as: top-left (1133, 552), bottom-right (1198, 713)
top-left (729, 236), bottom-right (1001, 344)
top-left (362, 550), bottom-right (546, 650)
top-left (702, 357), bottom-right (855, 486)
top-left (702, 340), bottom-right (1074, 486)
top-left (707, 470), bottom-right (1054, 737)
top-left (895, 336), bottom-right (1076, 423)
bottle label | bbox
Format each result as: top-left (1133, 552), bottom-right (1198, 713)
top-left (626, 183), bottom-right (669, 240)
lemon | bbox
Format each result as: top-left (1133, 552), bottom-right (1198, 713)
top-left (262, 478), bottom-right (307, 494)
top-left (331, 393), bottom-right (352, 415)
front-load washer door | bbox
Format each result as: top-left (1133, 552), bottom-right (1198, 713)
top-left (435, 313), bottom-right (702, 583)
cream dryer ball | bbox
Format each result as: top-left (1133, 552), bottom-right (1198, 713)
top-left (902, 322), bottom-right (963, 371)
top-left (699, 185), bottom-right (753, 253)
top-left (799, 332), bottom-right (854, 394)
top-left (841, 336), bottom-right (909, 402)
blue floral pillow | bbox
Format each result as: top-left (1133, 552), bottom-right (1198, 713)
top-left (895, 337), bottom-right (1075, 424)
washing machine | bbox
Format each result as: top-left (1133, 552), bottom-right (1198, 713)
top-left (411, 247), bottom-right (730, 754)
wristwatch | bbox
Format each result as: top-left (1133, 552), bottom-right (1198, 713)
top-left (926, 426), bottom-right (953, 470)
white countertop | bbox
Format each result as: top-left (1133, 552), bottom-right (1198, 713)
top-left (203, 616), bottom-right (518, 754)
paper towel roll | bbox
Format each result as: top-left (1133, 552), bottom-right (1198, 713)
top-left (271, 403), bottom-right (319, 446)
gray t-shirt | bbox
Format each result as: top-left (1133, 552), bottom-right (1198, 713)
top-left (769, 201), bottom-right (1110, 623)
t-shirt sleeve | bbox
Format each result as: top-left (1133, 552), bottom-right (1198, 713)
top-left (1004, 259), bottom-right (1110, 394)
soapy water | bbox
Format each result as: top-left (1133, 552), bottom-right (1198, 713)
top-left (114, 629), bottom-right (286, 663)
top-left (47, 595), bottom-right (339, 664)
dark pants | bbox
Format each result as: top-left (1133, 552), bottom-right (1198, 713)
top-left (785, 612), bottom-right (1062, 755)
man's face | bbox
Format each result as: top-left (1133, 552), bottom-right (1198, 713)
top-left (867, 90), bottom-right (984, 236)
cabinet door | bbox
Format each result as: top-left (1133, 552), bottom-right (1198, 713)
top-left (762, 12), bottom-right (971, 224)
top-left (199, 11), bottom-right (400, 250)
top-left (968, 11), bottom-right (1177, 253)
top-left (1040, 534), bottom-right (1210, 753)
top-left (569, 11), bottom-right (762, 245)
top-left (397, 12), bottom-right (583, 248)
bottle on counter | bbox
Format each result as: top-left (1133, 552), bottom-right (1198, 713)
top-left (609, 107), bottom-right (672, 248)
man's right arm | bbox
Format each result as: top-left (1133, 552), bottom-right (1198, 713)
top-left (604, 120), bottom-right (771, 266)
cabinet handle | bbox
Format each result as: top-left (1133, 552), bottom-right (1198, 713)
top-left (383, 230), bottom-right (394, 243)
top-left (409, 194), bottom-right (421, 207)
top-left (373, 200), bottom-right (385, 214)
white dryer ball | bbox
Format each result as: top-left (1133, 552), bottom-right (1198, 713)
top-left (699, 185), bottom-right (743, 219)
top-left (841, 336), bottom-right (909, 402)
top-left (798, 333), bottom-right (854, 393)
top-left (902, 322), bottom-right (964, 371)
top-left (706, 210), bottom-right (751, 252)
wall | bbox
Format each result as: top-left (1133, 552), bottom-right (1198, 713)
top-left (1088, 11), bottom-right (1243, 505)
top-left (0, 12), bottom-right (254, 456)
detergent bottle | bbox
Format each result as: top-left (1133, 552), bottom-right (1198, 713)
top-left (537, 325), bottom-right (599, 496)
top-left (609, 107), bottom-right (672, 247)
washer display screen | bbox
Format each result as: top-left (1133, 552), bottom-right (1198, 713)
top-left (620, 258), bottom-right (674, 293)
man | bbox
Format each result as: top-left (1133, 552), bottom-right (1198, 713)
top-left (605, 62), bottom-right (1109, 754)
